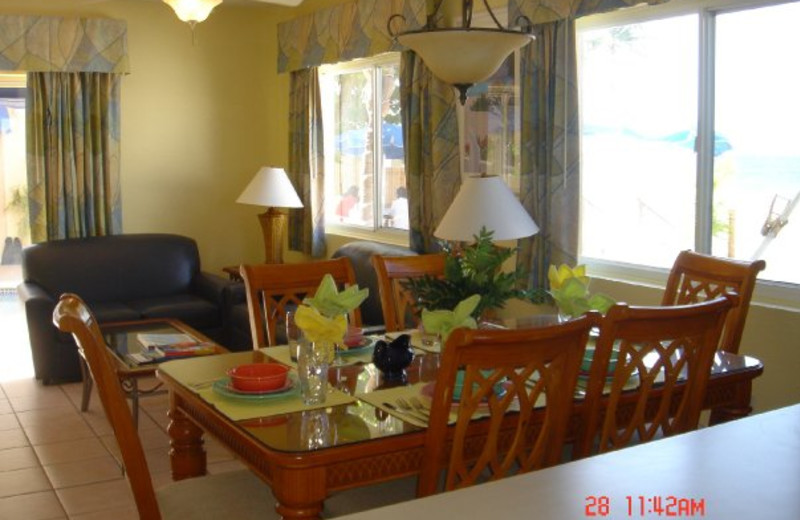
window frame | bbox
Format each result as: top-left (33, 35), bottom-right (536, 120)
top-left (319, 53), bottom-right (409, 246)
top-left (576, 0), bottom-right (799, 310)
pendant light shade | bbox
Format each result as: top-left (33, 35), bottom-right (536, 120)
top-left (164, 0), bottom-right (222, 25)
top-left (390, 0), bottom-right (534, 104)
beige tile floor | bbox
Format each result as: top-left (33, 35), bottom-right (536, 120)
top-left (0, 295), bottom-right (243, 519)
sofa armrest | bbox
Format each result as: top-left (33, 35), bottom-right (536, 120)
top-left (192, 272), bottom-right (235, 306)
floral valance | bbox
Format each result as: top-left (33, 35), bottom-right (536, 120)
top-left (278, 0), bottom-right (426, 73)
top-left (509, 0), bottom-right (669, 25)
top-left (0, 15), bottom-right (129, 74)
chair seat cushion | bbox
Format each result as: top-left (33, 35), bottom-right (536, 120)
top-left (128, 295), bottom-right (220, 330)
top-left (157, 469), bottom-right (278, 519)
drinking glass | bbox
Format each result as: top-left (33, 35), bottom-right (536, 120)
top-left (285, 310), bottom-right (302, 362)
top-left (297, 340), bottom-right (329, 405)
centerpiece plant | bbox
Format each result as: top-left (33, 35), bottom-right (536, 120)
top-left (403, 228), bottom-right (547, 321)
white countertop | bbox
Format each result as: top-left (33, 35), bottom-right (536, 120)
top-left (337, 403), bottom-right (800, 519)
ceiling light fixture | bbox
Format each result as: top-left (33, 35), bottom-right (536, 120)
top-left (389, 0), bottom-right (534, 105)
top-left (164, 0), bottom-right (222, 27)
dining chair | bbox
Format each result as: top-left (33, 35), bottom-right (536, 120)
top-left (240, 258), bottom-right (363, 349)
top-left (576, 294), bottom-right (736, 458)
top-left (371, 253), bottom-right (446, 332)
top-left (662, 249), bottom-right (765, 354)
top-left (417, 314), bottom-right (600, 497)
top-left (52, 293), bottom-right (278, 520)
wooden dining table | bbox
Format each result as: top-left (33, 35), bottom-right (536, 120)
top-left (157, 343), bottom-right (763, 520)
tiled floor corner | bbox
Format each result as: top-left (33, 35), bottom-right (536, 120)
top-left (0, 297), bottom-right (239, 519)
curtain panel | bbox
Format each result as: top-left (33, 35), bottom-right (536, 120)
top-left (0, 15), bottom-right (129, 73)
top-left (401, 51), bottom-right (461, 254)
top-left (277, 0), bottom-right (426, 73)
top-left (287, 68), bottom-right (326, 258)
top-left (508, 0), bottom-right (669, 25)
top-left (26, 72), bottom-right (123, 241)
top-left (516, 21), bottom-right (580, 290)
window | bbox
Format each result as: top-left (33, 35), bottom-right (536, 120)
top-left (577, 1), bottom-right (800, 300)
top-left (320, 54), bottom-right (407, 234)
top-left (0, 73), bottom-right (28, 267)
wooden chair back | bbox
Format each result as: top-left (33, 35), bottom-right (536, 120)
top-left (662, 250), bottom-right (765, 354)
top-left (577, 294), bottom-right (736, 458)
top-left (53, 293), bottom-right (162, 519)
top-left (240, 258), bottom-right (363, 349)
top-left (417, 314), bottom-right (600, 497)
top-left (371, 253), bottom-right (445, 332)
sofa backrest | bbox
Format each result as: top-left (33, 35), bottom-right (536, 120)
top-left (331, 241), bottom-right (417, 327)
top-left (22, 234), bottom-right (201, 303)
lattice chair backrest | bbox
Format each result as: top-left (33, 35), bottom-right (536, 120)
top-left (417, 313), bottom-right (600, 497)
top-left (240, 258), bottom-right (362, 349)
top-left (371, 253), bottom-right (445, 332)
top-left (578, 294), bottom-right (736, 457)
top-left (662, 250), bottom-right (764, 354)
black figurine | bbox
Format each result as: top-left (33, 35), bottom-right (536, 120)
top-left (372, 334), bottom-right (414, 381)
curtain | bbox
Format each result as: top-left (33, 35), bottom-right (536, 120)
top-left (400, 51), bottom-right (461, 253)
top-left (26, 72), bottom-right (122, 241)
top-left (515, 20), bottom-right (581, 289)
top-left (287, 67), bottom-right (326, 258)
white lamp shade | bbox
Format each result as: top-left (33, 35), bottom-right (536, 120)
top-left (164, 0), bottom-right (222, 23)
top-left (398, 29), bottom-right (533, 86)
top-left (434, 175), bottom-right (539, 241)
top-left (236, 166), bottom-right (303, 209)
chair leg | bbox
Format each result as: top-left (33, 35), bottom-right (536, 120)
top-left (79, 357), bottom-right (93, 412)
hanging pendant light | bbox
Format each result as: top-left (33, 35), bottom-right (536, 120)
top-left (389, 0), bottom-right (534, 104)
top-left (164, 0), bottom-right (222, 26)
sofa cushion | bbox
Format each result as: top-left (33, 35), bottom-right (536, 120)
top-left (128, 295), bottom-right (220, 330)
top-left (91, 302), bottom-right (141, 323)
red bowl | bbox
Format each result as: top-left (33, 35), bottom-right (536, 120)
top-left (227, 363), bottom-right (290, 392)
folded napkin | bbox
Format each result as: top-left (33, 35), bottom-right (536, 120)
top-left (420, 295), bottom-right (479, 344)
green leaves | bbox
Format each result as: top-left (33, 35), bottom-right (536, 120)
top-left (404, 228), bottom-right (534, 319)
top-left (303, 274), bottom-right (369, 318)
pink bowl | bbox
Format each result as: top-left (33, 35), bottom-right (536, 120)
top-left (227, 363), bottom-right (290, 392)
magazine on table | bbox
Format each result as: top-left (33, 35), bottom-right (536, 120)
top-left (127, 333), bottom-right (215, 365)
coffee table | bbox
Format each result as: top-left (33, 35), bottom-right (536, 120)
top-left (78, 318), bottom-right (227, 428)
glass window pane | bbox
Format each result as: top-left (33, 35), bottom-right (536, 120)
top-left (579, 16), bottom-right (698, 268)
top-left (324, 68), bottom-right (375, 227)
top-left (713, 2), bottom-right (800, 284)
top-left (379, 62), bottom-right (408, 230)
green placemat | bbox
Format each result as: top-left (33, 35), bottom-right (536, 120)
top-left (197, 379), bottom-right (356, 422)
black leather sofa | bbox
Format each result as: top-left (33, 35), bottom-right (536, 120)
top-left (19, 233), bottom-right (240, 384)
top-left (225, 241), bottom-right (417, 350)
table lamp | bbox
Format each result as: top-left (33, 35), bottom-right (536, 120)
top-left (434, 174), bottom-right (539, 241)
top-left (236, 166), bottom-right (303, 264)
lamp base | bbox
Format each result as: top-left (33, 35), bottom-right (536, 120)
top-left (258, 208), bottom-right (286, 264)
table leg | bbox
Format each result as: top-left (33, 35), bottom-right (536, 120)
top-left (272, 467), bottom-right (326, 520)
top-left (709, 379), bottom-right (754, 426)
top-left (167, 404), bottom-right (206, 480)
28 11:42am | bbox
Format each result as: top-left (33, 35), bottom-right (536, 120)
top-left (585, 495), bottom-right (707, 517)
